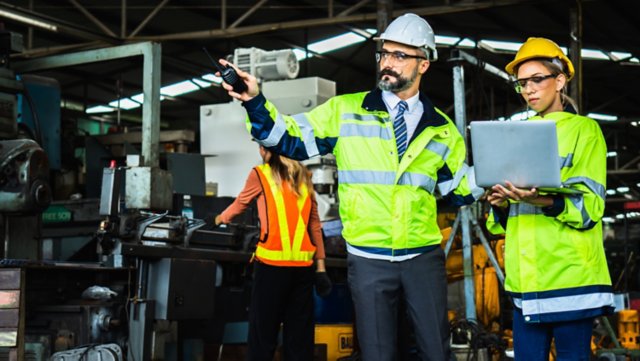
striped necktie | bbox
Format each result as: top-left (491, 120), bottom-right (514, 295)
top-left (394, 100), bottom-right (408, 159)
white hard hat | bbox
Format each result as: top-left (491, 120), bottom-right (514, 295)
top-left (374, 13), bottom-right (438, 61)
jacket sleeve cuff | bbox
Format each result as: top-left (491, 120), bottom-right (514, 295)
top-left (491, 203), bottom-right (509, 230)
top-left (242, 92), bottom-right (266, 112)
top-left (541, 195), bottom-right (565, 217)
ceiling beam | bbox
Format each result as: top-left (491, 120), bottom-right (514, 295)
top-left (128, 0), bottom-right (171, 38)
top-left (229, 0), bottom-right (269, 29)
top-left (336, 0), bottom-right (371, 17)
top-left (134, 0), bottom-right (544, 41)
top-left (68, 0), bottom-right (117, 37)
top-left (0, 2), bottom-right (120, 44)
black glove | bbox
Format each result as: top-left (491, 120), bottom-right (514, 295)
top-left (315, 271), bottom-right (333, 297)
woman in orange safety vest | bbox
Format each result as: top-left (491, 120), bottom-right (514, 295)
top-left (215, 145), bottom-right (332, 361)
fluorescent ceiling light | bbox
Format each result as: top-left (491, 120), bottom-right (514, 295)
top-left (616, 214), bottom-right (625, 219)
top-left (160, 80), bottom-right (200, 97)
top-left (109, 98), bottom-right (140, 110)
top-left (202, 73), bottom-right (223, 84)
top-left (86, 105), bottom-right (116, 114)
top-left (611, 51), bottom-right (633, 61)
top-left (588, 112), bottom-right (618, 121)
top-left (435, 35), bottom-right (461, 46)
top-left (191, 78), bottom-right (213, 88)
top-left (607, 151), bottom-right (618, 157)
top-left (308, 32), bottom-right (368, 54)
top-left (130, 93), bottom-right (166, 103)
top-left (617, 186), bottom-right (630, 193)
top-left (479, 40), bottom-right (522, 52)
top-left (630, 58), bottom-right (640, 63)
top-left (458, 38), bottom-right (476, 48)
top-left (581, 49), bottom-right (609, 60)
top-left (606, 189), bottom-right (617, 195)
top-left (292, 49), bottom-right (311, 61)
top-left (0, 9), bottom-right (58, 32)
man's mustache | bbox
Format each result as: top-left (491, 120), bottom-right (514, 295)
top-left (380, 69), bottom-right (400, 78)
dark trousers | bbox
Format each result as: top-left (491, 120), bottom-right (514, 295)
top-left (247, 261), bottom-right (315, 361)
top-left (347, 249), bottom-right (450, 361)
top-left (513, 308), bottom-right (594, 361)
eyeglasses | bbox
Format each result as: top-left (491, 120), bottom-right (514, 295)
top-left (512, 74), bottom-right (557, 93)
top-left (376, 50), bottom-right (427, 63)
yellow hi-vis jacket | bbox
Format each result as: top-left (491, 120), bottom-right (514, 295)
top-left (487, 111), bottom-right (614, 323)
top-left (243, 89), bottom-right (483, 260)
top-left (254, 164), bottom-right (316, 267)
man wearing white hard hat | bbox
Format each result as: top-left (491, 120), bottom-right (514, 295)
top-left (219, 13), bottom-right (481, 360)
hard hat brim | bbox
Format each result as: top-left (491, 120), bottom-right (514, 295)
top-left (505, 54), bottom-right (574, 81)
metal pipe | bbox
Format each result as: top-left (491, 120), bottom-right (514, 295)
top-left (444, 213), bottom-right (460, 258)
top-left (121, 0), bottom-right (126, 37)
top-left (221, 0), bottom-right (227, 29)
top-left (457, 50), bottom-right (510, 81)
top-left (569, 1), bottom-right (583, 111)
top-left (472, 219), bottom-right (505, 284)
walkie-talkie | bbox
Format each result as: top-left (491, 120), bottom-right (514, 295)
top-left (202, 47), bottom-right (248, 94)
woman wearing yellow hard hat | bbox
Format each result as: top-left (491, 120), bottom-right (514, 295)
top-left (486, 37), bottom-right (614, 360)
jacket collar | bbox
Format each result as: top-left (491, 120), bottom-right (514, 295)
top-left (362, 88), bottom-right (449, 130)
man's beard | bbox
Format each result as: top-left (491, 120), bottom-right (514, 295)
top-left (378, 67), bottom-right (418, 92)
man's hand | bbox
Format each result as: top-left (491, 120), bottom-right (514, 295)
top-left (217, 59), bottom-right (260, 101)
top-left (315, 271), bottom-right (333, 298)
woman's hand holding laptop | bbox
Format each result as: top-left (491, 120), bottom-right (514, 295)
top-left (488, 181), bottom-right (554, 208)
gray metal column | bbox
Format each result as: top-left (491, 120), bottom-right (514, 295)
top-left (142, 43), bottom-right (161, 167)
top-left (452, 61), bottom-right (466, 140)
top-left (460, 207), bottom-right (477, 320)
top-left (450, 54), bottom-right (477, 321)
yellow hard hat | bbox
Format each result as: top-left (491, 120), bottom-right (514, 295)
top-left (505, 37), bottom-right (575, 81)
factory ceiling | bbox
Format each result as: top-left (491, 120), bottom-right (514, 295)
top-left (2, 0), bottom-right (640, 217)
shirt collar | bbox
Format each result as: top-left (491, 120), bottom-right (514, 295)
top-left (381, 90), bottom-right (420, 113)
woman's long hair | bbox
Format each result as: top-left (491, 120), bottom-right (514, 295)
top-left (266, 151), bottom-right (314, 198)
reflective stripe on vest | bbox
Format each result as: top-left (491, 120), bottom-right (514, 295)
top-left (254, 164), bottom-right (315, 266)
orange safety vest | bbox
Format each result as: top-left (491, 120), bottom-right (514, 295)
top-left (254, 164), bottom-right (316, 267)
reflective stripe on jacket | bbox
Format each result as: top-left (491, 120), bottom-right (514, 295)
top-left (244, 88), bottom-right (482, 259)
top-left (486, 112), bottom-right (614, 322)
top-left (254, 164), bottom-right (316, 266)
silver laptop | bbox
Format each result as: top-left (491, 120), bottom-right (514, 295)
top-left (470, 120), bottom-right (583, 194)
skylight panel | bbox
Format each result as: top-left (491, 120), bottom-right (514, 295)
top-left (435, 35), bottom-right (461, 46)
top-left (108, 98), bottom-right (140, 110)
top-left (202, 73), bottom-right (223, 84)
top-left (292, 49), bottom-right (311, 61)
top-left (160, 80), bottom-right (200, 97)
top-left (308, 32), bottom-right (368, 54)
top-left (192, 78), bottom-right (213, 88)
top-left (86, 105), bottom-right (116, 114)
top-left (588, 112), bottom-right (618, 121)
top-left (458, 38), bottom-right (476, 48)
top-left (479, 40), bottom-right (522, 52)
top-left (581, 49), bottom-right (609, 60)
top-left (611, 51), bottom-right (633, 61)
